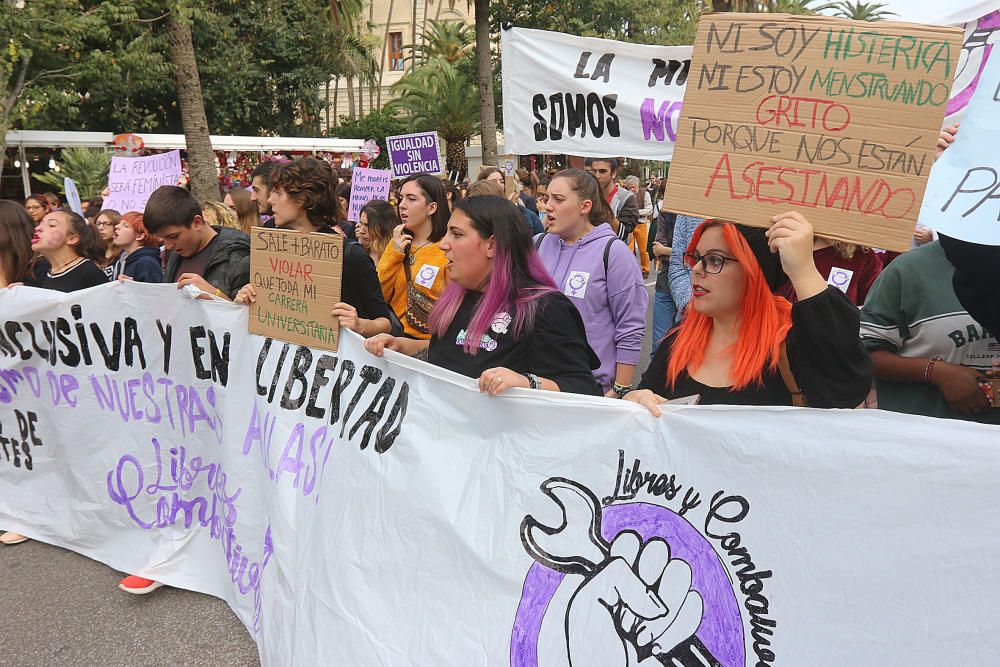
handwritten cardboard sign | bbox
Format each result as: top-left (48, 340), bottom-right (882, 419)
top-left (248, 227), bottom-right (343, 351)
top-left (347, 168), bottom-right (392, 222)
top-left (664, 14), bottom-right (962, 252)
top-left (386, 131), bottom-right (442, 178)
top-left (919, 49), bottom-right (1000, 246)
top-left (103, 150), bottom-right (182, 214)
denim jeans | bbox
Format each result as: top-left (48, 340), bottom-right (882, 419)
top-left (651, 290), bottom-right (676, 352)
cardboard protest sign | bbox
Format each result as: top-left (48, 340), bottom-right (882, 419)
top-left (63, 177), bottom-right (83, 215)
top-left (103, 150), bottom-right (182, 214)
top-left (346, 167), bottom-right (392, 222)
top-left (248, 227), bottom-right (342, 351)
top-left (502, 28), bottom-right (692, 160)
top-left (919, 50), bottom-right (1000, 245)
top-left (664, 14), bottom-right (962, 252)
top-left (386, 131), bottom-right (442, 178)
top-left (2, 283), bottom-right (1000, 666)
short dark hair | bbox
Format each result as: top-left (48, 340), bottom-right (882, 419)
top-left (251, 160), bottom-right (278, 181)
top-left (584, 157), bottom-right (619, 173)
top-left (144, 186), bottom-right (203, 233)
top-left (269, 157), bottom-right (341, 227)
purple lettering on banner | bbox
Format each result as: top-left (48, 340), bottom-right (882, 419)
top-left (106, 437), bottom-right (274, 632)
top-left (386, 131), bottom-right (442, 178)
top-left (640, 99), bottom-right (683, 142)
top-left (88, 372), bottom-right (222, 442)
top-left (241, 404), bottom-right (336, 502)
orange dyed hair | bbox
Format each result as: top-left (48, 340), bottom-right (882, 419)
top-left (666, 221), bottom-right (793, 391)
top-left (120, 212), bottom-right (161, 248)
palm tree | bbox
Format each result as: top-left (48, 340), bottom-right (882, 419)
top-left (826, 1), bottom-right (897, 21)
top-left (473, 0), bottom-right (497, 167)
top-left (390, 54), bottom-right (478, 176)
top-left (406, 20), bottom-right (475, 67)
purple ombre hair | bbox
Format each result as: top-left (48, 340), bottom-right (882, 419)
top-left (429, 196), bottom-right (557, 354)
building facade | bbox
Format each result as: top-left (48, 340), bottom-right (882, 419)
top-left (321, 0), bottom-right (474, 132)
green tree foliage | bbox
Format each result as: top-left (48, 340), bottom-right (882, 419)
top-left (4, 1), bottom-right (366, 139)
top-left (34, 147), bottom-right (111, 199)
top-left (390, 20), bottom-right (478, 176)
top-left (334, 107), bottom-right (408, 170)
top-left (1, 0), bottom-right (111, 156)
top-left (825, 1), bottom-right (896, 21)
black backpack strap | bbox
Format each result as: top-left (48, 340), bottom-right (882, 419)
top-left (534, 232), bottom-right (547, 250)
top-left (603, 237), bottom-right (618, 274)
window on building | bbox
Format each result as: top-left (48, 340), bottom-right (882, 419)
top-left (389, 32), bottom-right (404, 71)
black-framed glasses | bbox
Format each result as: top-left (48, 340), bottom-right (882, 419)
top-left (683, 250), bottom-right (737, 274)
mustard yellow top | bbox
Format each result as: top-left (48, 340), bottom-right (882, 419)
top-left (377, 242), bottom-right (448, 339)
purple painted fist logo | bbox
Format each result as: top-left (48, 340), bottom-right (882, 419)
top-left (511, 478), bottom-right (745, 667)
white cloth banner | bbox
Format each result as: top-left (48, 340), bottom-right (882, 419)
top-left (501, 28), bottom-right (691, 160)
top-left (1, 284), bottom-right (999, 666)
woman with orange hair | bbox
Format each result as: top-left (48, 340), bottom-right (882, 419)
top-left (625, 211), bottom-right (871, 414)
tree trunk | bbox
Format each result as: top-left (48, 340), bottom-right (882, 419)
top-left (444, 137), bottom-right (467, 180)
top-left (167, 10), bottom-right (218, 203)
top-left (333, 76), bottom-right (341, 127)
top-left (377, 0), bottom-right (396, 108)
top-left (346, 77), bottom-right (356, 119)
top-left (358, 73), bottom-right (364, 117)
top-left (474, 0), bottom-right (497, 166)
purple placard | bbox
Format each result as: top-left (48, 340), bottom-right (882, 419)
top-left (103, 150), bottom-right (182, 214)
top-left (385, 131), bottom-right (442, 178)
top-left (347, 168), bottom-right (392, 222)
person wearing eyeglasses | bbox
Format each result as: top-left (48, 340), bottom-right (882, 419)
top-left (23, 195), bottom-right (47, 224)
top-left (93, 209), bottom-right (123, 279)
top-left (624, 212), bottom-right (871, 414)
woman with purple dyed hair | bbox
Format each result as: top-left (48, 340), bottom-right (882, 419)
top-left (365, 195), bottom-right (601, 396)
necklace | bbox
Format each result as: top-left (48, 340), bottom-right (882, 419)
top-left (408, 240), bottom-right (432, 264)
top-left (51, 256), bottom-right (85, 274)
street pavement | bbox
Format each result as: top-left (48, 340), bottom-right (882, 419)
top-left (0, 269), bottom-right (661, 667)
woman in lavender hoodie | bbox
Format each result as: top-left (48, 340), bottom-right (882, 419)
top-left (535, 169), bottom-right (648, 397)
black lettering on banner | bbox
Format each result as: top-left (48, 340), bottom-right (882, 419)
top-left (256, 337), bottom-right (274, 396)
top-left (704, 491), bottom-right (777, 667)
top-left (340, 365), bottom-right (383, 437)
top-left (71, 304), bottom-right (94, 366)
top-left (349, 377), bottom-right (395, 450)
top-left (648, 58), bottom-right (691, 87)
top-left (374, 381), bottom-right (408, 454)
top-left (280, 347), bottom-right (313, 410)
top-left (0, 410), bottom-right (43, 471)
top-left (306, 354), bottom-right (338, 419)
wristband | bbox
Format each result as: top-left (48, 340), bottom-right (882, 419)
top-left (524, 373), bottom-right (541, 390)
top-left (613, 382), bottom-right (632, 398)
top-left (214, 288), bottom-right (222, 298)
top-left (923, 359), bottom-right (937, 384)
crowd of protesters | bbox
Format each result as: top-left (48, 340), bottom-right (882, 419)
top-left (1, 124), bottom-right (998, 582)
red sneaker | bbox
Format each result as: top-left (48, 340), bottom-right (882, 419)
top-left (118, 575), bottom-right (163, 595)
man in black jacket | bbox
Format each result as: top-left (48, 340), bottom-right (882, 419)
top-left (144, 186), bottom-right (250, 300)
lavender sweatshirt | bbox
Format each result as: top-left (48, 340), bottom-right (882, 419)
top-left (535, 223), bottom-right (648, 392)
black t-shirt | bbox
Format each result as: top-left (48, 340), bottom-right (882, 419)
top-left (312, 226), bottom-right (399, 332)
top-left (38, 259), bottom-right (109, 293)
top-left (428, 290), bottom-right (602, 396)
top-left (639, 287), bottom-right (871, 407)
top-left (175, 234), bottom-right (219, 279)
